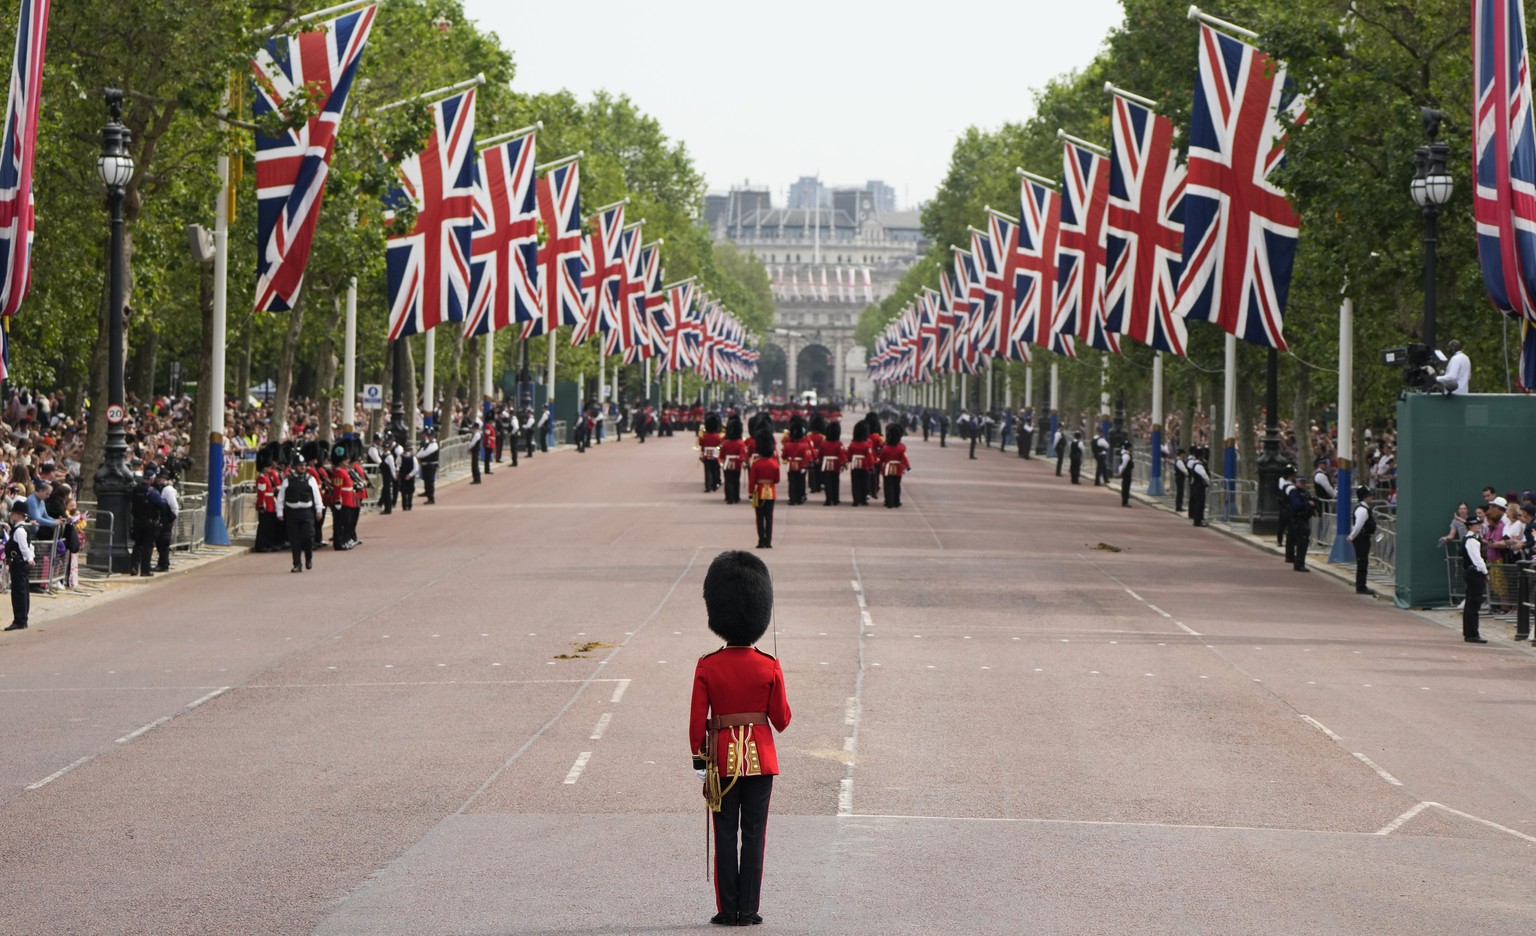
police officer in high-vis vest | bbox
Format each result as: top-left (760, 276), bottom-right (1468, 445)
top-left (690, 551), bottom-right (791, 927)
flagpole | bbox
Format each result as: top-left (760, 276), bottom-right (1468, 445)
top-left (1222, 331), bottom-right (1238, 512)
top-left (423, 329), bottom-right (436, 428)
top-left (547, 332), bottom-right (557, 447)
top-left (484, 329), bottom-right (494, 400)
top-left (204, 121), bottom-right (232, 547)
top-left (1329, 297), bottom-right (1356, 565)
top-left (1186, 5), bottom-right (1261, 41)
top-left (343, 276), bottom-right (357, 435)
top-left (478, 121), bottom-right (540, 152)
top-left (263, 0), bottom-right (377, 35)
top-left (376, 73), bottom-right (486, 112)
top-left (1049, 362), bottom-right (1060, 444)
top-left (1147, 352), bottom-right (1165, 495)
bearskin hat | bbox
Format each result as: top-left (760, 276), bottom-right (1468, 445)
top-left (754, 431), bottom-right (775, 459)
top-left (788, 415), bottom-right (807, 440)
top-left (725, 416), bottom-right (744, 441)
top-left (809, 411), bottom-right (826, 434)
top-left (852, 420), bottom-right (869, 443)
top-left (704, 412), bottom-right (722, 434)
top-left (885, 422), bottom-right (904, 444)
top-left (825, 420), bottom-right (841, 442)
top-left (703, 550), bottom-right (774, 646)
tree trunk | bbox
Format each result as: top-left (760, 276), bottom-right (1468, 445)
top-left (270, 290), bottom-right (308, 442)
top-left (403, 336), bottom-right (418, 446)
top-left (132, 323), bottom-right (158, 403)
top-left (190, 264), bottom-right (214, 484)
top-left (1293, 369), bottom-right (1313, 475)
top-left (314, 290), bottom-right (343, 433)
top-left (467, 336), bottom-right (481, 418)
top-left (1236, 373), bottom-right (1257, 482)
top-left (440, 328), bottom-right (465, 426)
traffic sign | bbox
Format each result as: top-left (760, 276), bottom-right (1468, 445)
top-left (106, 404), bottom-right (126, 425)
top-left (362, 384), bottom-right (384, 411)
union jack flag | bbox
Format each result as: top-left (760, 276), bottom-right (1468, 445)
top-left (662, 279), bottom-right (696, 374)
top-left (1173, 24), bottom-right (1304, 351)
top-left (386, 88), bottom-right (478, 340)
top-left (950, 247), bottom-right (982, 374)
top-left (626, 242), bottom-right (664, 364)
top-left (0, 0), bottom-right (49, 346)
top-left (935, 272), bottom-right (958, 374)
top-left (1057, 140), bottom-right (1120, 354)
top-left (1015, 175), bottom-right (1075, 358)
top-left (968, 228), bottom-right (1002, 360)
top-left (252, 4), bottom-right (376, 314)
top-left (605, 224), bottom-right (647, 358)
top-left (571, 202), bottom-right (624, 346)
top-left (466, 129), bottom-right (538, 338)
top-left (917, 291), bottom-right (942, 379)
top-left (525, 159), bottom-right (583, 338)
top-left (1105, 95), bottom-right (1188, 356)
top-left (987, 209), bottom-right (1030, 362)
top-left (1475, 0), bottom-right (1536, 390)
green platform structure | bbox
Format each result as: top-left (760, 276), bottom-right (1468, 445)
top-left (1394, 393), bottom-right (1536, 608)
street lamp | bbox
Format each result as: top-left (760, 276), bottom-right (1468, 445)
top-left (91, 88), bottom-right (135, 573)
top-left (1412, 109), bottom-right (1453, 351)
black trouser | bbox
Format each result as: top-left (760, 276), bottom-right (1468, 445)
top-left (255, 511), bottom-right (281, 550)
top-left (1353, 535), bottom-right (1372, 591)
top-left (787, 470), bottom-right (805, 504)
top-left (1279, 506), bottom-right (1291, 551)
top-left (1464, 569), bottom-right (1487, 639)
top-left (1174, 473), bottom-right (1186, 512)
top-left (9, 560), bottom-right (29, 626)
top-left (884, 474), bottom-right (902, 508)
top-left (704, 461), bottom-right (721, 493)
top-left (939, 427), bottom-right (946, 447)
top-left (509, 438), bottom-right (519, 466)
top-left (1290, 522), bottom-right (1310, 569)
top-left (527, 430), bottom-right (537, 456)
top-left (314, 508), bottom-right (327, 548)
top-left (333, 505), bottom-right (351, 548)
top-left (822, 470), bottom-right (840, 506)
top-left (483, 447), bottom-right (493, 473)
top-left (755, 500), bottom-right (774, 546)
top-left (851, 469), bottom-right (869, 505)
top-left (968, 434), bottom-right (978, 459)
top-left (1055, 445), bottom-right (1066, 476)
top-left (132, 520), bottom-right (158, 575)
top-left (1069, 456), bottom-right (1082, 484)
top-left (1095, 454), bottom-right (1108, 485)
top-left (422, 463), bottom-right (437, 502)
top-left (379, 473), bottom-right (395, 513)
top-left (1020, 430), bottom-right (1032, 458)
top-left (1190, 482), bottom-right (1207, 525)
top-left (471, 451), bottom-right (481, 483)
top-left (538, 428), bottom-right (548, 453)
top-left (713, 774), bottom-right (773, 918)
top-left (286, 512), bottom-right (315, 569)
top-left (922, 423), bottom-right (929, 441)
top-left (155, 522), bottom-right (173, 570)
top-left (723, 470), bottom-right (741, 505)
top-left (400, 480), bottom-right (415, 511)
top-left (495, 433), bottom-right (506, 462)
top-left (1120, 472), bottom-right (1132, 506)
top-left (808, 462), bottom-right (822, 493)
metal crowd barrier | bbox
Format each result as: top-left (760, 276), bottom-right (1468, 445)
top-left (1368, 507), bottom-right (1396, 577)
top-left (1211, 478), bottom-right (1258, 525)
top-left (1515, 564), bottom-right (1536, 640)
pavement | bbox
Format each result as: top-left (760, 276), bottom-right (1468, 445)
top-left (1, 431), bottom-right (1533, 935)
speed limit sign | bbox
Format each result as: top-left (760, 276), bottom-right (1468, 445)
top-left (106, 404), bottom-right (126, 425)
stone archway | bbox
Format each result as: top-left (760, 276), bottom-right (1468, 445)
top-left (795, 343), bottom-right (836, 397)
top-left (757, 343), bottom-right (787, 397)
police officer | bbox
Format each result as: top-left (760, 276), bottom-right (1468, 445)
top-left (1118, 441), bottom-right (1134, 507)
top-left (1278, 467), bottom-right (1297, 560)
top-left (416, 430), bottom-right (440, 504)
top-left (130, 466), bottom-right (165, 577)
top-left (378, 440), bottom-right (397, 515)
top-left (4, 500), bottom-right (35, 630)
top-left (1189, 448), bottom-right (1211, 527)
top-left (276, 453), bottom-right (323, 573)
top-left (1287, 478), bottom-right (1313, 572)
top-left (1173, 447), bottom-right (1188, 513)
top-left (1069, 430), bottom-right (1085, 485)
top-left (396, 444), bottom-right (417, 511)
top-left (1349, 486), bottom-right (1375, 594)
top-left (154, 470), bottom-right (179, 572)
top-left (1054, 425), bottom-right (1067, 476)
top-left (1093, 431), bottom-right (1111, 486)
top-left (1018, 412), bottom-right (1033, 459)
top-left (1463, 518), bottom-right (1490, 643)
top-left (467, 418), bottom-right (483, 484)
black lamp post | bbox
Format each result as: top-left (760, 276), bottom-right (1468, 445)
top-left (1412, 109), bottom-right (1454, 350)
top-left (1252, 347), bottom-right (1284, 536)
top-left (90, 89), bottom-right (135, 573)
top-left (387, 338), bottom-right (407, 444)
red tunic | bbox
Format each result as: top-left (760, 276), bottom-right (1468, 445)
top-left (698, 431), bottom-right (723, 463)
top-left (256, 469), bottom-right (276, 513)
top-left (779, 438), bottom-right (811, 473)
top-left (719, 438), bottom-right (748, 475)
top-left (331, 466), bottom-right (355, 509)
top-left (690, 647), bottom-right (791, 776)
top-left (817, 440), bottom-right (846, 473)
top-left (749, 455), bottom-right (780, 501)
top-left (845, 440), bottom-right (874, 473)
top-left (879, 442), bottom-right (911, 477)
top-left (868, 432), bottom-right (885, 462)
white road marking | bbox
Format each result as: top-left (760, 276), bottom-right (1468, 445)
top-left (838, 778), bottom-right (854, 813)
top-left (610, 679), bottom-right (631, 704)
top-left (185, 687), bottom-right (231, 710)
top-left (1352, 752), bottom-right (1403, 786)
top-left (860, 611), bottom-right (873, 628)
top-left (847, 813), bottom-right (1398, 836)
top-left (1145, 604), bottom-right (1172, 619)
top-left (562, 752), bottom-right (592, 784)
top-left (1431, 802), bottom-right (1536, 844)
top-left (1125, 588), bottom-right (1143, 601)
top-left (1376, 802), bottom-right (1432, 835)
top-left (844, 697), bottom-right (858, 726)
top-left (25, 756), bottom-right (92, 791)
top-left (115, 716), bottom-right (172, 744)
top-left (850, 580), bottom-right (860, 592)
top-left (589, 713), bottom-right (612, 740)
top-left (1299, 715), bottom-right (1341, 741)
top-left (841, 547), bottom-right (872, 818)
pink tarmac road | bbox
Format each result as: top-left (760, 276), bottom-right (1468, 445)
top-left (1, 431), bottom-right (1533, 935)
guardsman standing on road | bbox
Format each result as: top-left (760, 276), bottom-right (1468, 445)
top-left (4, 500), bottom-right (34, 630)
top-left (1173, 447), bottom-right (1188, 513)
top-left (1189, 448), bottom-right (1211, 527)
top-left (1118, 442), bottom-right (1134, 507)
top-left (780, 419), bottom-right (809, 506)
top-left (749, 432), bottom-right (779, 549)
top-left (277, 452), bottom-right (323, 573)
top-left (330, 446), bottom-right (356, 551)
top-left (1350, 486), bottom-right (1375, 594)
top-left (691, 551), bottom-right (791, 928)
top-left (417, 430), bottom-right (440, 503)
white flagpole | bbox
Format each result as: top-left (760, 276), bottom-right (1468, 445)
top-left (204, 126), bottom-right (232, 547)
top-left (1024, 362), bottom-right (1034, 410)
top-left (1222, 331), bottom-right (1238, 493)
top-left (484, 330), bottom-right (494, 400)
top-left (1330, 297), bottom-right (1356, 564)
top-left (1148, 351), bottom-right (1165, 495)
top-left (343, 277), bottom-right (357, 433)
top-left (423, 329), bottom-right (436, 426)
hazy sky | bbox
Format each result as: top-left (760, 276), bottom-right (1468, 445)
top-left (459, 1), bottom-right (1126, 210)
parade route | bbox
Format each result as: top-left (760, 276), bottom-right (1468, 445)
top-left (2, 434), bottom-right (1534, 935)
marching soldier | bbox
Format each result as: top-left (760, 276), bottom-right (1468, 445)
top-left (690, 551), bottom-right (792, 927)
top-left (276, 452), bottom-right (323, 573)
top-left (1189, 448), bottom-right (1211, 527)
top-left (749, 433), bottom-right (779, 548)
top-left (879, 422), bottom-right (911, 508)
top-left (699, 413), bottom-right (724, 494)
top-left (780, 419), bottom-right (810, 505)
top-left (818, 421), bottom-right (845, 507)
top-left (254, 445), bottom-right (281, 551)
top-left (846, 422), bottom-right (873, 506)
top-left (347, 448), bottom-right (368, 546)
top-left (806, 414), bottom-right (826, 495)
top-left (720, 418), bottom-right (748, 505)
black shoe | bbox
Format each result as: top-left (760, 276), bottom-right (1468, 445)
top-left (1466, 637), bottom-right (1489, 643)
top-left (305, 559), bottom-right (312, 570)
top-left (4, 622), bottom-right (26, 631)
top-left (710, 912), bottom-right (737, 926)
top-left (156, 565), bottom-right (169, 572)
top-left (1355, 588), bottom-right (1371, 595)
top-left (291, 566), bottom-right (302, 573)
top-left (471, 480), bottom-right (481, 485)
top-left (740, 913), bottom-right (763, 925)
top-left (1294, 567), bottom-right (1309, 573)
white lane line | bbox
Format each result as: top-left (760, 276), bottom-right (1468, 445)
top-left (1082, 555), bottom-right (1200, 636)
top-left (115, 716), bottom-right (172, 744)
top-left (860, 611), bottom-right (873, 628)
top-left (563, 751), bottom-right (593, 784)
top-left (185, 687), bottom-right (231, 710)
top-left (838, 778), bottom-right (854, 814)
top-left (1352, 752), bottom-right (1403, 786)
top-left (457, 548), bottom-right (702, 814)
top-left (850, 580), bottom-right (861, 592)
top-left (1376, 802), bottom-right (1432, 836)
top-left (1299, 715), bottom-right (1342, 741)
top-left (610, 679), bottom-right (631, 704)
top-left (247, 678), bottom-right (630, 690)
top-left (1145, 604), bottom-right (1172, 619)
top-left (847, 813), bottom-right (1389, 836)
top-left (590, 713), bottom-right (612, 740)
top-left (1430, 802), bottom-right (1536, 844)
top-left (841, 547), bottom-right (872, 817)
top-left (25, 756), bottom-right (92, 791)
top-left (1174, 621), bottom-right (1202, 637)
top-left (844, 697), bottom-right (858, 727)
top-left (1125, 589), bottom-right (1144, 602)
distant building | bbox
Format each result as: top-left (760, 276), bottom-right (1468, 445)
top-left (705, 178), bottom-right (929, 402)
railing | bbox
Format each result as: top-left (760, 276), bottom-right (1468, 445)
top-left (1210, 478), bottom-right (1258, 525)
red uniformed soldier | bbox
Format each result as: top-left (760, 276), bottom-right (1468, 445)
top-left (718, 417), bottom-right (748, 506)
top-left (817, 421), bottom-right (846, 507)
top-left (778, 418), bottom-right (811, 506)
top-left (846, 421), bottom-right (874, 507)
top-left (690, 551), bottom-right (791, 928)
top-left (866, 414), bottom-right (885, 499)
top-left (879, 422), bottom-right (912, 508)
top-left (805, 414), bottom-right (826, 496)
top-left (698, 413), bottom-right (724, 493)
top-left (748, 433), bottom-right (780, 549)
top-left (330, 457), bottom-right (354, 550)
top-left (254, 451), bottom-right (279, 552)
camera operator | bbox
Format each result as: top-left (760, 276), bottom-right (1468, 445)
top-left (1435, 339), bottom-right (1470, 396)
